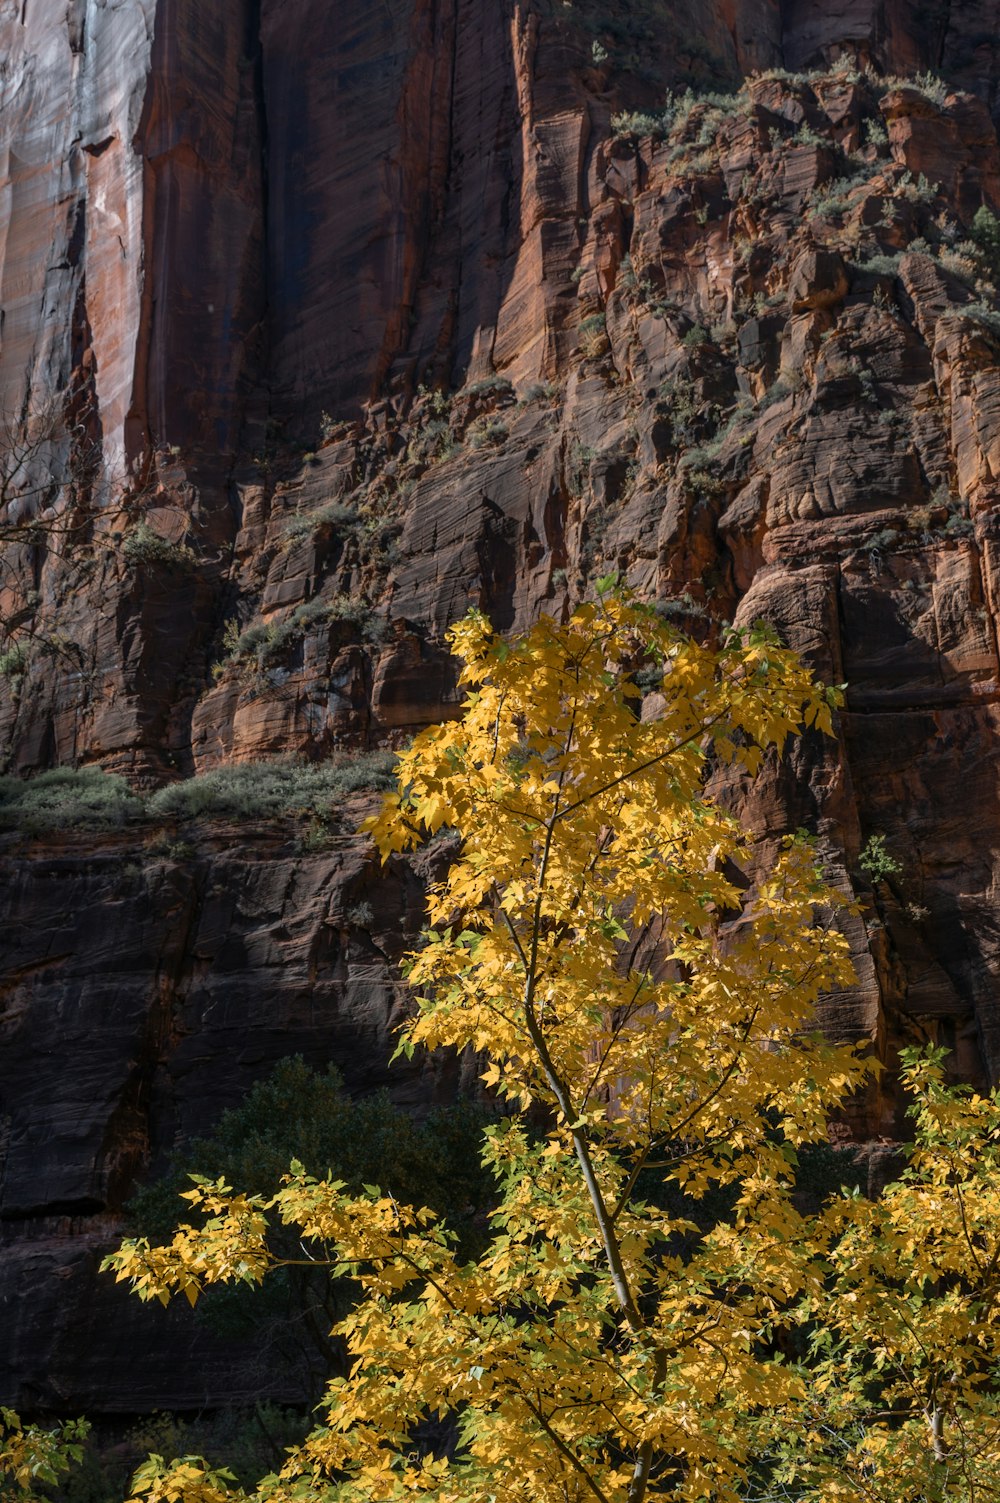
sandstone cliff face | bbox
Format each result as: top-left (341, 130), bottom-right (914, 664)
top-left (4, 0), bottom-right (1000, 1410)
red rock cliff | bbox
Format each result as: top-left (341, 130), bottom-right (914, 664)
top-left (4, 0), bottom-right (1000, 1410)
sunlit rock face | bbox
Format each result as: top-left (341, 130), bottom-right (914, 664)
top-left (4, 0), bottom-right (1000, 1410)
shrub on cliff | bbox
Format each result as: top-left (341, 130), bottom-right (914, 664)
top-left (0, 755), bottom-right (398, 837)
top-left (128, 1058), bottom-right (496, 1399)
top-left (121, 522), bottom-right (196, 570)
top-left (145, 755), bottom-right (397, 823)
top-left (0, 767), bottom-right (142, 833)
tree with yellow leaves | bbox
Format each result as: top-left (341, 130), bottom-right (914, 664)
top-left (103, 591), bottom-right (875, 1503)
top-left (769, 1046), bottom-right (1000, 1503)
top-left (0, 1409), bottom-right (89, 1500)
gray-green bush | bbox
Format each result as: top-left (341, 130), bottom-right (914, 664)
top-left (146, 755), bottom-right (398, 823)
top-left (0, 754), bottom-right (398, 835)
top-left (0, 767), bottom-right (143, 833)
top-left (121, 522), bottom-right (195, 569)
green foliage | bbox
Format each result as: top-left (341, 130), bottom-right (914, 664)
top-left (130, 1057), bottom-right (495, 1243)
top-left (519, 381), bottom-right (558, 404)
top-left (862, 117), bottom-right (889, 149)
top-left (109, 595), bottom-right (861, 1503)
top-left (757, 375), bottom-right (800, 410)
top-left (898, 69), bottom-right (950, 105)
top-left (0, 640), bottom-right (28, 683)
top-left (809, 165), bottom-right (880, 220)
top-left (128, 1058), bottom-right (498, 1394)
top-left (971, 205), bottom-right (1000, 276)
top-left (0, 755), bottom-right (398, 835)
top-left (0, 767), bottom-right (143, 833)
top-left (578, 311), bottom-right (609, 358)
top-left (146, 755), bottom-right (397, 823)
top-left (859, 832), bottom-right (903, 884)
top-left (791, 1138), bottom-right (866, 1207)
top-left (852, 252), bottom-right (903, 278)
top-left (681, 323), bottom-right (708, 348)
top-left (460, 376), bottom-right (514, 401)
top-left (655, 591), bottom-right (709, 622)
top-left (610, 109), bottom-right (672, 140)
top-left (896, 169), bottom-right (939, 205)
top-left (466, 416), bottom-right (509, 449)
top-left (790, 121), bottom-right (824, 148)
top-left (121, 523), bottom-right (195, 570)
top-left (0, 1410), bottom-right (90, 1499)
top-left (863, 68), bottom-right (950, 104)
top-left (282, 500), bottom-right (361, 543)
top-left (862, 526), bottom-right (899, 561)
top-left (218, 594), bottom-right (388, 677)
top-left (959, 299), bottom-right (1000, 337)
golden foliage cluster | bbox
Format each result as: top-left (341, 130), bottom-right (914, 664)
top-left (25, 594), bottom-right (999, 1503)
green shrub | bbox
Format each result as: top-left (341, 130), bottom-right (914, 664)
top-left (895, 170), bottom-right (939, 205)
top-left (283, 500), bottom-right (361, 542)
top-left (876, 70), bottom-right (949, 105)
top-left (862, 527), bottom-right (899, 560)
top-left (146, 754), bottom-right (397, 823)
top-left (128, 1058), bottom-right (499, 1397)
top-left (0, 767), bottom-right (143, 833)
top-left (326, 594), bottom-right (391, 643)
top-left (51, 1406), bottom-right (309, 1503)
top-left (851, 252), bottom-right (903, 278)
top-left (971, 206), bottom-right (1000, 276)
top-left (910, 70), bottom-right (950, 105)
top-left (461, 375), bottom-right (514, 401)
top-left (936, 244), bottom-right (980, 287)
top-left (859, 832), bottom-right (903, 883)
top-left (757, 376), bottom-right (799, 410)
top-left (578, 311), bottom-right (609, 358)
top-left (792, 1139), bottom-right (866, 1208)
top-left (862, 118), bottom-right (888, 149)
top-left (520, 381), bottom-right (558, 403)
top-left (466, 416), bottom-right (510, 449)
top-left (681, 323), bottom-right (709, 348)
top-left (809, 167), bottom-right (879, 219)
top-left (958, 299), bottom-right (1000, 337)
top-left (0, 756), bottom-right (399, 836)
top-left (121, 522), bottom-right (195, 569)
top-left (655, 592), bottom-right (708, 621)
top-left (611, 109), bottom-right (672, 139)
top-left (219, 594), bottom-right (389, 673)
top-left (754, 67), bottom-right (813, 85)
top-left (0, 641), bottom-right (28, 681)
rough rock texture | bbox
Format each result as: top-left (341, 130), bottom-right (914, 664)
top-left (5, 0), bottom-right (1000, 1410)
top-left (0, 814), bottom-right (466, 1409)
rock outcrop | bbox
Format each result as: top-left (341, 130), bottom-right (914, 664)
top-left (5, 0), bottom-right (1000, 1411)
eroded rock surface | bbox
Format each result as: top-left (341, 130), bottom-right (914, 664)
top-left (5, 0), bottom-right (1000, 1409)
